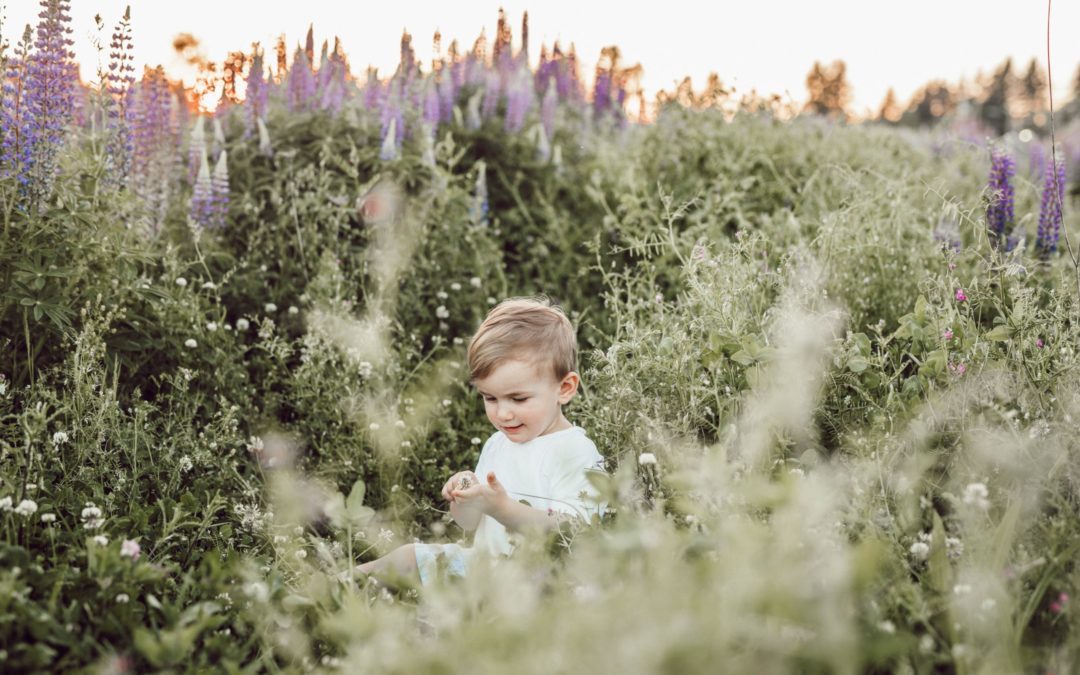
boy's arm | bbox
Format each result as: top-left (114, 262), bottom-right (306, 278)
top-left (488, 494), bottom-right (570, 534)
top-left (449, 499), bottom-right (484, 532)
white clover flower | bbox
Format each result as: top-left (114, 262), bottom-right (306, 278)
top-left (441, 399), bottom-right (452, 407)
top-left (358, 361), bottom-right (373, 378)
top-left (962, 482), bottom-right (990, 510)
top-left (14, 499), bottom-right (37, 516)
top-left (878, 620), bottom-right (896, 634)
top-left (179, 455), bottom-right (193, 473)
top-left (52, 431), bottom-right (69, 445)
top-left (638, 452), bottom-right (657, 466)
top-left (450, 282), bottom-right (461, 291)
top-left (919, 635), bottom-right (935, 654)
top-left (175, 277), bottom-right (188, 287)
top-left (436, 291), bottom-right (449, 300)
top-left (120, 539), bottom-right (141, 560)
top-left (247, 436), bottom-right (264, 453)
top-left (909, 541), bottom-right (930, 561)
top-left (206, 322), bottom-right (218, 332)
top-left (0, 496), bottom-right (12, 512)
top-left (273, 535), bottom-right (288, 544)
top-left (201, 281), bottom-right (216, 289)
top-left (435, 305), bottom-right (450, 319)
top-left (453, 337), bottom-right (464, 345)
top-left (368, 423), bottom-right (380, 431)
top-left (184, 338), bottom-right (198, 349)
top-left (379, 528), bottom-right (394, 543)
top-left (294, 549), bottom-right (308, 560)
top-left (946, 536), bottom-right (964, 559)
top-left (471, 437), bottom-right (482, 445)
top-left (288, 306), bottom-right (299, 315)
top-left (264, 303), bottom-right (277, 313)
top-left (115, 593), bottom-right (130, 604)
top-left (236, 318), bottom-right (250, 331)
top-left (81, 504), bottom-right (104, 529)
top-left (486, 296), bottom-right (497, 304)
top-left (394, 420), bottom-right (406, 429)
top-left (92, 535), bottom-right (109, 546)
top-left (41, 513), bottom-right (56, 524)
top-left (470, 277), bottom-right (482, 288)
top-left (400, 441), bottom-right (412, 448)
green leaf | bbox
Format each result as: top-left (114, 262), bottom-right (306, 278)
top-left (985, 325), bottom-right (1011, 342)
top-left (847, 355), bottom-right (869, 373)
top-left (927, 511), bottom-right (951, 597)
top-left (730, 350), bottom-right (755, 367)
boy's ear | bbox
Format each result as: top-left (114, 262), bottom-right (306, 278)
top-left (557, 372), bottom-right (580, 404)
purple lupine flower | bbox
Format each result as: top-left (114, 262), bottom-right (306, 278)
top-left (244, 48), bottom-right (267, 138)
top-left (104, 6), bottom-right (135, 189)
top-left (287, 46), bottom-right (316, 112)
top-left (379, 93), bottom-right (403, 158)
top-left (438, 75), bottom-right (456, 126)
top-left (422, 79), bottom-right (441, 128)
top-left (130, 66), bottom-right (178, 230)
top-left (987, 149), bottom-right (1016, 247)
top-left (22, 0), bottom-right (77, 206)
top-left (361, 67), bottom-right (383, 110)
top-left (189, 148), bottom-right (213, 228)
top-left (504, 67), bottom-right (532, 133)
top-left (209, 149), bottom-right (229, 228)
top-left (256, 117), bottom-right (272, 157)
top-left (1036, 157), bottom-right (1065, 259)
top-left (465, 90), bottom-right (482, 130)
top-left (1, 26), bottom-right (35, 189)
top-left (1028, 142), bottom-right (1047, 181)
top-left (593, 71), bottom-right (612, 119)
top-left (481, 71), bottom-right (500, 120)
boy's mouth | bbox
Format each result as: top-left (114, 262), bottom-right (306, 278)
top-left (503, 424), bottom-right (524, 432)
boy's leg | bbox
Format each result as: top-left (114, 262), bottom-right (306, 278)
top-left (356, 543), bottom-right (420, 587)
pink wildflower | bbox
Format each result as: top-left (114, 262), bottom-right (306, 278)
top-left (943, 329), bottom-right (954, 341)
top-left (948, 262), bottom-right (957, 270)
top-left (949, 362), bottom-right (967, 377)
top-left (120, 539), bottom-right (141, 560)
top-left (1036, 338), bottom-right (1045, 349)
top-left (955, 289), bottom-right (967, 302)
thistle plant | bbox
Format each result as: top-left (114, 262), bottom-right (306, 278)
top-left (1036, 157), bottom-right (1065, 260)
top-left (986, 149), bottom-right (1015, 248)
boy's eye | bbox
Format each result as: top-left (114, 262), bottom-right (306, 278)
top-left (512, 397), bottom-right (528, 402)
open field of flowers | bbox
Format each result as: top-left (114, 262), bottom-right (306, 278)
top-left (2, 2), bottom-right (1079, 672)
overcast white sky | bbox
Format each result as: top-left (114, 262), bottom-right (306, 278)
top-left (5, 0), bottom-right (1079, 115)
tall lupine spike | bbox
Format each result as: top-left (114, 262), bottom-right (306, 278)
top-left (362, 67), bottom-right (383, 110)
top-left (287, 46), bottom-right (316, 111)
top-left (256, 117), bottom-right (272, 157)
top-left (422, 79), bottom-right (441, 128)
top-left (103, 5), bottom-right (136, 190)
top-left (419, 122), bottom-right (436, 167)
top-left (481, 71), bottom-right (500, 119)
top-left (304, 24), bottom-right (314, 68)
top-left (438, 73), bottom-right (456, 126)
top-left (1, 25), bottom-right (35, 188)
top-left (504, 66), bottom-right (532, 133)
top-left (189, 147), bottom-right (213, 229)
top-left (379, 116), bottom-right (398, 161)
top-left (243, 47), bottom-right (267, 138)
top-left (210, 149), bottom-right (229, 229)
top-left (23, 0), bottom-right (77, 207)
top-left (469, 160), bottom-right (488, 227)
top-left (211, 116), bottom-right (225, 160)
top-left (987, 149), bottom-right (1016, 248)
top-left (186, 115), bottom-right (206, 184)
top-left (131, 66), bottom-right (177, 231)
top-left (1036, 156), bottom-right (1065, 259)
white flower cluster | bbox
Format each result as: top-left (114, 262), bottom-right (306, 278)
top-left (910, 531), bottom-right (964, 561)
top-left (53, 431), bottom-right (69, 446)
top-left (14, 499), bottom-right (37, 517)
top-left (962, 482), bottom-right (990, 511)
top-left (638, 452), bottom-right (657, 466)
top-left (435, 305), bottom-right (450, 319)
top-left (81, 502), bottom-right (105, 529)
top-left (236, 318), bottom-right (251, 331)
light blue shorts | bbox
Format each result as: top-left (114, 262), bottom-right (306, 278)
top-left (413, 543), bottom-right (472, 586)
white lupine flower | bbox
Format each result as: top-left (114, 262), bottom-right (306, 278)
top-left (184, 339), bottom-right (198, 349)
top-left (41, 513), bottom-right (56, 523)
top-left (52, 431), bottom-right (69, 445)
top-left (175, 277), bottom-right (188, 287)
top-left (264, 303), bottom-right (277, 313)
top-left (470, 277), bottom-right (482, 288)
top-left (909, 541), bottom-right (930, 561)
top-left (206, 322), bottom-right (218, 332)
top-left (14, 499), bottom-right (37, 516)
top-left (236, 318), bottom-right (250, 331)
top-left (638, 452), bottom-right (657, 466)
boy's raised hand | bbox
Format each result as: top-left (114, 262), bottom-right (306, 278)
top-left (441, 471), bottom-right (479, 503)
top-left (450, 471), bottom-right (508, 515)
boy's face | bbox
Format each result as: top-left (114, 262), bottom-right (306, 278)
top-left (474, 358), bottom-right (579, 444)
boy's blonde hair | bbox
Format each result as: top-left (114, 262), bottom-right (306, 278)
top-left (467, 296), bottom-right (577, 383)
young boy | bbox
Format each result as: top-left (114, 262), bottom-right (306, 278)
top-left (354, 296), bottom-right (605, 586)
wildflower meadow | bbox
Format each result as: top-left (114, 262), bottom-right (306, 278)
top-left (1, 2), bottom-right (1079, 672)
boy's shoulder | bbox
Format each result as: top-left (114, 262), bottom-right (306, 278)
top-left (544, 426), bottom-right (601, 459)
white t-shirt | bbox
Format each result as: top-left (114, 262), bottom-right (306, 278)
top-left (469, 425), bottom-right (606, 557)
